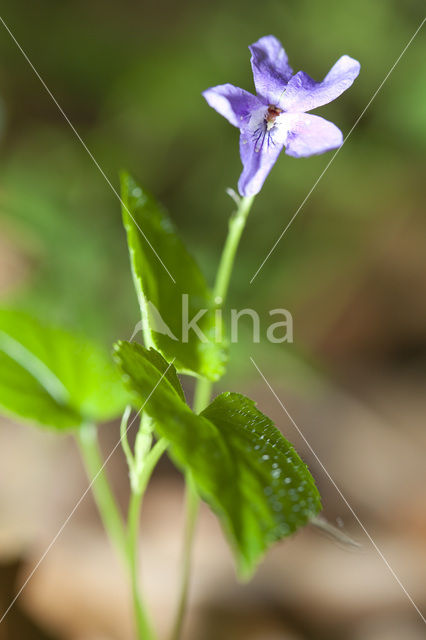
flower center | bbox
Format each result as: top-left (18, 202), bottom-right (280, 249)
top-left (264, 105), bottom-right (283, 131)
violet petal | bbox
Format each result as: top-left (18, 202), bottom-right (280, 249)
top-left (280, 55), bottom-right (361, 113)
top-left (249, 35), bottom-right (293, 105)
top-left (202, 83), bottom-right (263, 128)
top-left (282, 113), bottom-right (343, 158)
top-left (238, 119), bottom-right (288, 196)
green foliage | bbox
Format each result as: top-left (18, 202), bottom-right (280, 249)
top-left (1, 3), bottom-right (423, 383)
top-left (114, 340), bottom-right (321, 577)
top-left (201, 393), bottom-right (322, 575)
top-left (120, 172), bottom-right (227, 381)
top-left (0, 309), bottom-right (130, 430)
top-left (135, 345), bottom-right (186, 402)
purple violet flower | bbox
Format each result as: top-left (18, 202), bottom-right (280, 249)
top-left (203, 35), bottom-right (360, 197)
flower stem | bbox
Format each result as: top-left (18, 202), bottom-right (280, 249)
top-left (213, 194), bottom-right (255, 302)
top-left (170, 194), bottom-right (255, 640)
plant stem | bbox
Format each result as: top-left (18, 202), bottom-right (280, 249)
top-left (125, 427), bottom-right (168, 640)
top-left (213, 194), bottom-right (255, 302)
top-left (192, 375), bottom-right (213, 413)
top-left (127, 489), bottom-right (154, 640)
top-left (78, 422), bottom-right (166, 640)
top-left (170, 473), bottom-right (199, 640)
top-left (170, 194), bottom-right (255, 640)
top-left (120, 405), bottom-right (134, 473)
top-left (77, 422), bottom-right (127, 561)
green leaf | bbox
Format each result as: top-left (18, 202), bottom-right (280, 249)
top-left (201, 393), bottom-right (322, 574)
top-left (114, 341), bottom-right (322, 577)
top-left (0, 309), bottom-right (130, 430)
top-left (133, 344), bottom-right (185, 402)
top-left (120, 171), bottom-right (227, 381)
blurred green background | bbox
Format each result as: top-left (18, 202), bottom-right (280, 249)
top-left (0, 0), bottom-right (424, 367)
top-left (0, 1), bottom-right (425, 639)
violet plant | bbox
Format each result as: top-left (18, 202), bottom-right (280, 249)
top-left (0, 36), bottom-right (360, 639)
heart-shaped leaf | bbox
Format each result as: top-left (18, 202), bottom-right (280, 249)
top-left (114, 340), bottom-right (321, 577)
top-left (0, 309), bottom-right (130, 430)
top-left (120, 172), bottom-right (227, 381)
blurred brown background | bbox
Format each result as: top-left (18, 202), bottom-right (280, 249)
top-left (0, 1), bottom-right (425, 638)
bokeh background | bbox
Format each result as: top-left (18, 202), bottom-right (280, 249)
top-left (0, 1), bottom-right (425, 638)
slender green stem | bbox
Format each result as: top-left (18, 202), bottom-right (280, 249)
top-left (170, 194), bottom-right (255, 640)
top-left (125, 437), bottom-right (168, 640)
top-left (213, 194), bottom-right (255, 302)
top-left (120, 405), bottom-right (134, 471)
top-left (192, 376), bottom-right (213, 413)
top-left (77, 422), bottom-right (127, 561)
top-left (127, 489), bottom-right (154, 640)
top-left (139, 437), bottom-right (169, 491)
top-left (78, 421), bottom-right (166, 640)
top-left (125, 417), bottom-right (168, 640)
top-left (124, 413), bottom-right (154, 640)
top-left (170, 473), bottom-right (199, 640)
